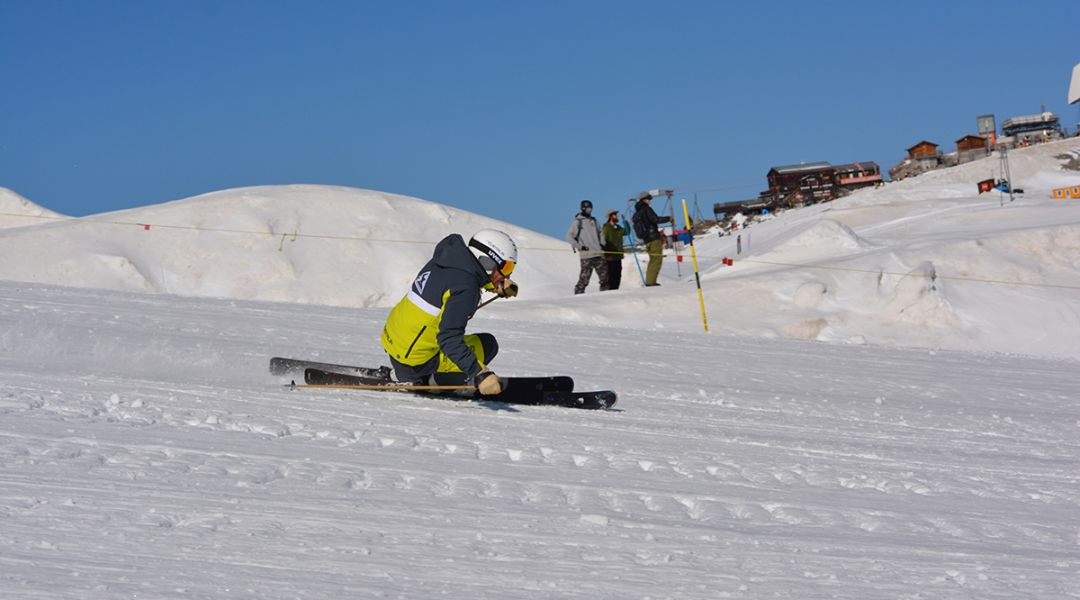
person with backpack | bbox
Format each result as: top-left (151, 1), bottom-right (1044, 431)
top-left (601, 208), bottom-right (626, 290)
top-left (565, 199), bottom-right (609, 294)
top-left (632, 193), bottom-right (672, 286)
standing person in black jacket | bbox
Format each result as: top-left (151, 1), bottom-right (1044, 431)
top-left (632, 193), bottom-right (672, 286)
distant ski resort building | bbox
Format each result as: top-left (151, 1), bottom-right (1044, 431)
top-left (955, 135), bottom-right (990, 164)
top-left (888, 109), bottom-right (1068, 181)
top-left (766, 162), bottom-right (835, 205)
top-left (888, 141), bottom-right (942, 180)
top-left (906, 140), bottom-right (942, 163)
top-left (833, 161), bottom-right (882, 190)
top-left (1000, 112), bottom-right (1063, 145)
top-left (712, 159), bottom-right (883, 222)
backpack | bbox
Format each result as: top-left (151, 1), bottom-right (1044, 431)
top-left (632, 210), bottom-right (649, 240)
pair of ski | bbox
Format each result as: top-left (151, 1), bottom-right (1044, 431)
top-left (270, 357), bottom-right (616, 410)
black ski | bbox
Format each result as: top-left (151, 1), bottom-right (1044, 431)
top-left (302, 368), bottom-right (574, 393)
top-left (269, 356), bottom-right (390, 379)
top-left (514, 390), bottom-right (617, 410)
top-left (299, 368), bottom-right (613, 410)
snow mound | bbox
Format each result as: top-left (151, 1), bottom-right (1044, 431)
top-left (0, 185), bottom-right (579, 307)
top-left (792, 281), bottom-right (829, 308)
top-left (3, 137), bottom-right (1080, 360)
top-left (0, 187), bottom-right (66, 229)
top-left (765, 218), bottom-right (875, 260)
top-left (881, 261), bottom-right (958, 328)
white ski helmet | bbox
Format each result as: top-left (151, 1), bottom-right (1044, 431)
top-left (468, 229), bottom-right (518, 276)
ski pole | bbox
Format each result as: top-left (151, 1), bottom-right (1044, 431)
top-left (670, 200), bottom-right (682, 277)
top-left (474, 280), bottom-right (518, 313)
top-left (622, 215), bottom-right (647, 285)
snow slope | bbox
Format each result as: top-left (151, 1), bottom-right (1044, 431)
top-left (0, 184), bottom-right (580, 306)
top-left (494, 139), bottom-right (1080, 360)
top-left (1, 281), bottom-right (1078, 599)
top-left (2, 141), bottom-right (1080, 599)
top-left (3, 141), bottom-right (1079, 360)
top-left (0, 187), bottom-right (66, 229)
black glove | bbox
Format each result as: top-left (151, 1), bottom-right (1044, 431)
top-left (580, 246), bottom-right (589, 251)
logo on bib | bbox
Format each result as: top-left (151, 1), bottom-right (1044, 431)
top-left (413, 271), bottom-right (430, 294)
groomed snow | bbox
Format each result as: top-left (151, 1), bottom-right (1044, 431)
top-left (1, 138), bottom-right (1079, 598)
top-left (2, 282), bottom-right (1078, 598)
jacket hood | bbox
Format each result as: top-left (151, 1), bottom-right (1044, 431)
top-left (432, 234), bottom-right (488, 285)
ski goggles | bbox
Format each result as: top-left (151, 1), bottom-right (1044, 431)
top-left (478, 255), bottom-right (515, 277)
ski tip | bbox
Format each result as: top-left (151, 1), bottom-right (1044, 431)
top-left (601, 393), bottom-right (618, 410)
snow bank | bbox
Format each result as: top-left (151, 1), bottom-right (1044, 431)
top-left (2, 138), bottom-right (1080, 359)
top-left (0, 187), bottom-right (66, 228)
top-left (0, 185), bottom-right (579, 306)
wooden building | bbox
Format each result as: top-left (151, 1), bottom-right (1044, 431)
top-left (955, 135), bottom-right (988, 152)
top-left (890, 141), bottom-right (943, 180)
top-left (766, 162), bottom-right (835, 206)
top-left (955, 135), bottom-right (989, 164)
top-left (834, 161), bottom-right (882, 191)
top-left (906, 141), bottom-right (939, 160)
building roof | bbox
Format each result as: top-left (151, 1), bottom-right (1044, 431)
top-left (906, 140), bottom-right (938, 151)
top-left (834, 161), bottom-right (880, 172)
top-left (955, 134), bottom-right (988, 144)
top-left (713, 198), bottom-right (757, 210)
top-left (1002, 112), bottom-right (1058, 129)
top-left (768, 161), bottom-right (832, 175)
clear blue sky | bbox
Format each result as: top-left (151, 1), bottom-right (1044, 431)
top-left (2, 0), bottom-right (1077, 238)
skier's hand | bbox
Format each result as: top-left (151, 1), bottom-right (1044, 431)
top-left (580, 246), bottom-right (589, 251)
top-left (493, 278), bottom-right (518, 298)
top-left (476, 371), bottom-right (502, 395)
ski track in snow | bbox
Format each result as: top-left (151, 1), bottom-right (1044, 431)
top-left (1, 282), bottom-right (1078, 599)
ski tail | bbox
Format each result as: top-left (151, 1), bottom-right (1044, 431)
top-left (304, 368), bottom-right (391, 386)
top-left (270, 357), bottom-right (390, 379)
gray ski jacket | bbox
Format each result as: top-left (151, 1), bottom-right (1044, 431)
top-left (566, 213), bottom-right (604, 260)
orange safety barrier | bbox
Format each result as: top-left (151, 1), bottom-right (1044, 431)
top-left (1052, 185), bottom-right (1080, 199)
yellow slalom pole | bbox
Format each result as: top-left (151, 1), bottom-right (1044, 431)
top-left (681, 199), bottom-right (710, 333)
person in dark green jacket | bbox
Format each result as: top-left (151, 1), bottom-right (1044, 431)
top-left (601, 209), bottom-right (626, 290)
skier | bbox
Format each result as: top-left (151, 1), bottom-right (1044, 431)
top-left (380, 229), bottom-right (518, 396)
top-left (565, 199), bottom-right (609, 294)
top-left (632, 193), bottom-right (673, 286)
